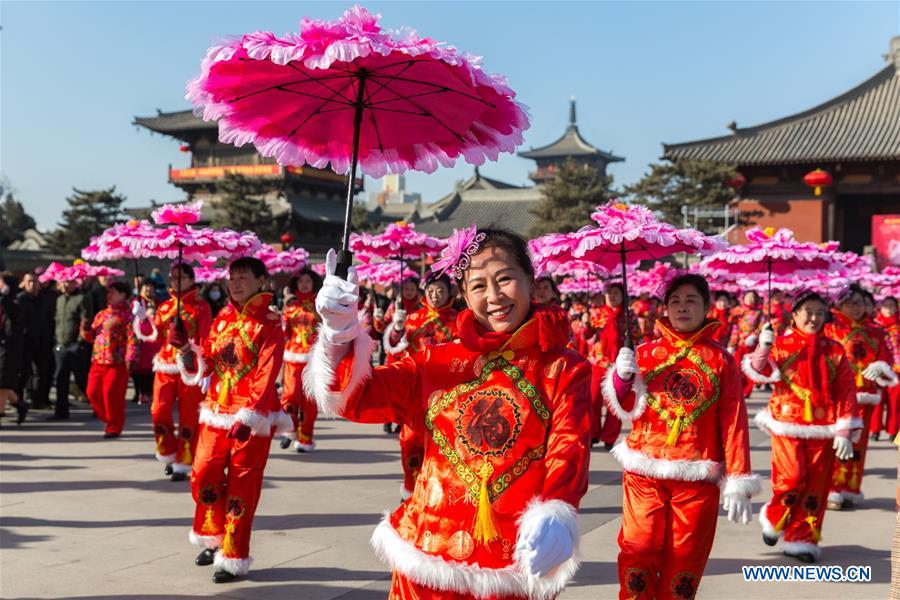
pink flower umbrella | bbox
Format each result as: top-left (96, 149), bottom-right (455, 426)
top-left (38, 260), bottom-right (124, 283)
top-left (356, 260), bottom-right (418, 287)
top-left (195, 265), bottom-right (230, 284)
top-left (571, 201), bottom-right (726, 346)
top-left (255, 244), bottom-right (310, 275)
top-left (558, 275), bottom-right (606, 296)
top-left (699, 227), bottom-right (840, 319)
top-left (630, 261), bottom-right (683, 300)
top-left (351, 221), bottom-right (442, 295)
top-left (187, 5), bottom-right (530, 277)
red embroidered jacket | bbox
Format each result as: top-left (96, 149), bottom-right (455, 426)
top-left (282, 292), bottom-right (318, 364)
top-left (604, 318), bottom-right (756, 488)
top-left (306, 305), bottom-right (591, 598)
top-left (135, 287), bottom-right (212, 375)
top-left (874, 312), bottom-right (900, 373)
top-left (383, 299), bottom-right (459, 357)
top-left (83, 302), bottom-right (135, 365)
top-left (825, 310), bottom-right (894, 406)
top-left (727, 304), bottom-right (764, 350)
top-left (742, 328), bottom-right (859, 438)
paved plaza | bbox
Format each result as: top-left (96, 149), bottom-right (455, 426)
top-left (0, 391), bottom-right (893, 599)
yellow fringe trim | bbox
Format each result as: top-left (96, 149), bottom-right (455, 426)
top-left (774, 507), bottom-right (791, 532)
top-left (222, 518), bottom-right (238, 556)
top-left (805, 515), bottom-right (822, 542)
top-left (201, 507), bottom-right (217, 535)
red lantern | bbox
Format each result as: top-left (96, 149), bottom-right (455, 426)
top-left (179, 144), bottom-right (190, 153)
top-left (280, 232), bottom-right (294, 247)
top-left (803, 168), bottom-right (832, 196)
top-left (727, 173), bottom-right (747, 190)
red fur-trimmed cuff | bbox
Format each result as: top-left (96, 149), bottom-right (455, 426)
top-left (382, 326), bottom-right (409, 356)
top-left (513, 498), bottom-right (580, 598)
top-left (719, 473), bottom-right (761, 497)
top-left (610, 442), bottom-right (723, 482)
top-left (741, 355), bottom-right (781, 384)
top-left (303, 327), bottom-right (376, 418)
top-left (601, 366), bottom-right (647, 423)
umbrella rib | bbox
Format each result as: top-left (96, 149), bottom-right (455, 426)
top-left (367, 73), bottom-right (491, 106)
top-left (366, 88), bottom-right (460, 106)
top-left (288, 77), bottom-right (360, 138)
top-left (362, 83), bottom-right (465, 141)
top-left (362, 86), bottom-right (386, 152)
top-left (363, 61), bottom-right (416, 103)
top-left (273, 87), bottom-right (355, 105)
top-left (286, 63), bottom-right (359, 103)
top-left (230, 72), bottom-right (353, 103)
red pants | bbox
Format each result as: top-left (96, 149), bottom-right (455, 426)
top-left (870, 389), bottom-right (898, 437)
top-left (399, 425), bottom-right (424, 497)
top-left (762, 436), bottom-right (834, 547)
top-left (151, 371), bottom-right (203, 468)
top-left (618, 472), bottom-right (719, 600)
top-left (830, 403), bottom-right (875, 502)
top-left (389, 571), bottom-right (525, 599)
top-left (590, 365), bottom-right (622, 444)
top-left (86, 363), bottom-right (128, 435)
top-left (190, 424), bottom-right (272, 565)
top-left (281, 361), bottom-right (317, 446)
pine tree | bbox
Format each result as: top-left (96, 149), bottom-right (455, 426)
top-left (623, 159), bottom-right (740, 230)
top-left (50, 187), bottom-right (126, 255)
top-left (213, 173), bottom-right (278, 240)
top-left (529, 158), bottom-right (615, 237)
top-left (0, 192), bottom-right (37, 245)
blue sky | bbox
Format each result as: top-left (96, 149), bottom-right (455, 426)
top-left (2, 1), bottom-right (898, 230)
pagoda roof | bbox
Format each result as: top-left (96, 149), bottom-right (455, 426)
top-left (133, 110), bottom-right (216, 137)
top-left (519, 99), bottom-right (624, 163)
top-left (663, 51), bottom-right (900, 166)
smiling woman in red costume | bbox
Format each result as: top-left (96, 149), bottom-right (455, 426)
top-left (280, 267), bottom-right (322, 453)
top-left (383, 272), bottom-right (461, 500)
top-left (872, 296), bottom-right (900, 440)
top-left (604, 274), bottom-right (759, 600)
top-left (743, 291), bottom-right (858, 563)
top-left (304, 226), bottom-right (592, 600)
top-left (824, 285), bottom-right (897, 509)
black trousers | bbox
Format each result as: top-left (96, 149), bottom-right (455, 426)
top-left (53, 343), bottom-right (89, 417)
top-left (19, 341), bottom-right (54, 408)
top-left (131, 371), bottom-right (154, 399)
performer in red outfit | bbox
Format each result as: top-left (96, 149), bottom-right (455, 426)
top-left (176, 257), bottom-right (290, 583)
top-left (727, 291), bottom-right (765, 396)
top-left (768, 291), bottom-right (793, 336)
top-left (532, 275), bottom-right (560, 306)
top-left (304, 228), bottom-right (592, 599)
top-left (586, 283), bottom-right (638, 448)
top-left (133, 263), bottom-right (212, 480)
top-left (280, 268), bottom-right (322, 452)
top-left (83, 282), bottom-right (135, 438)
top-left (743, 291), bottom-right (858, 563)
top-left (872, 296), bottom-right (900, 440)
top-left (604, 274), bottom-right (759, 600)
top-left (824, 285), bottom-right (898, 509)
top-left (707, 292), bottom-right (735, 346)
top-left (383, 273), bottom-right (460, 499)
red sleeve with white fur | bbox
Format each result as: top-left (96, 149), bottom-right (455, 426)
top-left (833, 354), bottom-right (859, 436)
top-left (246, 322), bottom-right (285, 414)
top-left (717, 354), bottom-right (759, 495)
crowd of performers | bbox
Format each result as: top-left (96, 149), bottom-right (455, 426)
top-left (1, 227), bottom-right (898, 598)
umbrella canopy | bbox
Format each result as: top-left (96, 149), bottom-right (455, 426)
top-left (356, 260), bottom-right (418, 287)
top-left (38, 261), bottom-right (124, 284)
top-left (187, 5), bottom-right (529, 275)
top-left (630, 261), bottom-right (683, 299)
top-left (82, 220), bottom-right (157, 262)
top-left (350, 221), bottom-right (444, 260)
top-left (558, 276), bottom-right (606, 295)
top-left (195, 265), bottom-right (230, 284)
top-left (255, 244), bottom-right (310, 275)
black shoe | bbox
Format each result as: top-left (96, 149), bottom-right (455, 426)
top-left (45, 414), bottom-right (69, 421)
top-left (171, 471), bottom-right (187, 482)
top-left (212, 569), bottom-right (238, 583)
top-left (103, 432), bottom-right (121, 439)
top-left (14, 402), bottom-right (27, 425)
top-left (871, 432), bottom-right (881, 441)
top-left (603, 442), bottom-right (614, 451)
top-left (762, 532), bottom-right (778, 547)
top-left (164, 464), bottom-right (174, 476)
top-left (195, 548), bottom-right (215, 566)
top-left (590, 438), bottom-right (599, 447)
top-left (383, 423), bottom-right (393, 434)
top-left (841, 498), bottom-right (855, 510)
top-left (785, 551), bottom-right (817, 564)
top-left (280, 437), bottom-right (292, 449)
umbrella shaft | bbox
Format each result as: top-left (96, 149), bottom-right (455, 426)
top-left (620, 242), bottom-right (633, 350)
top-left (338, 72), bottom-right (368, 278)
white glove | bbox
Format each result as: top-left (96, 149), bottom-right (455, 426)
top-left (727, 346), bottom-right (736, 355)
top-left (392, 308), bottom-right (408, 332)
top-left (833, 436), bottom-right (853, 461)
top-left (861, 363), bottom-right (882, 382)
top-left (758, 323), bottom-right (775, 348)
top-left (516, 515), bottom-right (574, 577)
top-left (722, 492), bottom-right (753, 525)
top-left (132, 300), bottom-right (147, 321)
top-left (615, 347), bottom-right (638, 380)
top-left (745, 334), bottom-right (758, 348)
top-left (315, 249), bottom-right (360, 344)
top-left (373, 306), bottom-right (384, 321)
top-left (200, 376), bottom-right (211, 394)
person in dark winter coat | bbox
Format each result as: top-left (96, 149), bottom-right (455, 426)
top-left (0, 273), bottom-right (25, 423)
top-left (16, 272), bottom-right (56, 412)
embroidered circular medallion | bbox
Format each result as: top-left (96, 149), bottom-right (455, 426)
top-left (447, 530), bottom-right (474, 560)
top-left (226, 496), bottom-right (246, 518)
top-left (664, 369), bottom-right (702, 405)
top-left (455, 388), bottom-right (522, 458)
top-left (652, 346), bottom-right (669, 360)
top-left (425, 477), bottom-right (444, 507)
top-left (814, 407), bottom-right (826, 420)
top-left (219, 342), bottom-right (240, 368)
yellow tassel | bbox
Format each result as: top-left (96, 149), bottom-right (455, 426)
top-left (472, 462), bottom-right (500, 545)
top-left (774, 507), bottom-right (791, 532)
top-left (805, 515), bottom-right (822, 542)
top-left (222, 518), bottom-right (237, 556)
top-left (803, 395), bottom-right (813, 423)
top-left (855, 370), bottom-right (864, 388)
top-left (848, 465), bottom-right (859, 490)
top-left (666, 406), bottom-right (686, 446)
top-left (201, 507), bottom-right (217, 535)
top-left (182, 439), bottom-right (192, 466)
top-left (217, 376), bottom-right (231, 405)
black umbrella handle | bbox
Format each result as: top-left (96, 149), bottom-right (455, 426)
top-left (620, 242), bottom-right (634, 349)
top-left (335, 249), bottom-right (353, 280)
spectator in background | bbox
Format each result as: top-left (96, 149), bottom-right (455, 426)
top-left (0, 273), bottom-right (25, 424)
top-left (15, 272), bottom-right (55, 417)
top-left (129, 281), bottom-right (160, 405)
top-left (82, 274), bottom-right (109, 323)
top-left (51, 278), bottom-right (88, 420)
top-left (203, 282), bottom-right (227, 317)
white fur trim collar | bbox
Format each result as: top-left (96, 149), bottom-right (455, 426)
top-left (609, 442), bottom-right (723, 483)
top-left (741, 354), bottom-right (781, 384)
top-left (601, 366), bottom-right (647, 423)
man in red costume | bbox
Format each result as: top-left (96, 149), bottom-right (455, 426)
top-left (82, 282), bottom-right (135, 438)
top-left (872, 296), bottom-right (900, 440)
top-left (280, 268), bottom-right (321, 452)
top-left (825, 285), bottom-right (897, 509)
top-left (743, 291), bottom-right (858, 562)
top-left (134, 263), bottom-right (212, 481)
top-left (176, 256), bottom-right (290, 583)
top-left (604, 274), bottom-right (758, 599)
top-left (382, 273), bottom-right (459, 500)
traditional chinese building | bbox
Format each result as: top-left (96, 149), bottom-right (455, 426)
top-left (663, 37), bottom-right (900, 257)
top-left (133, 109), bottom-right (362, 251)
